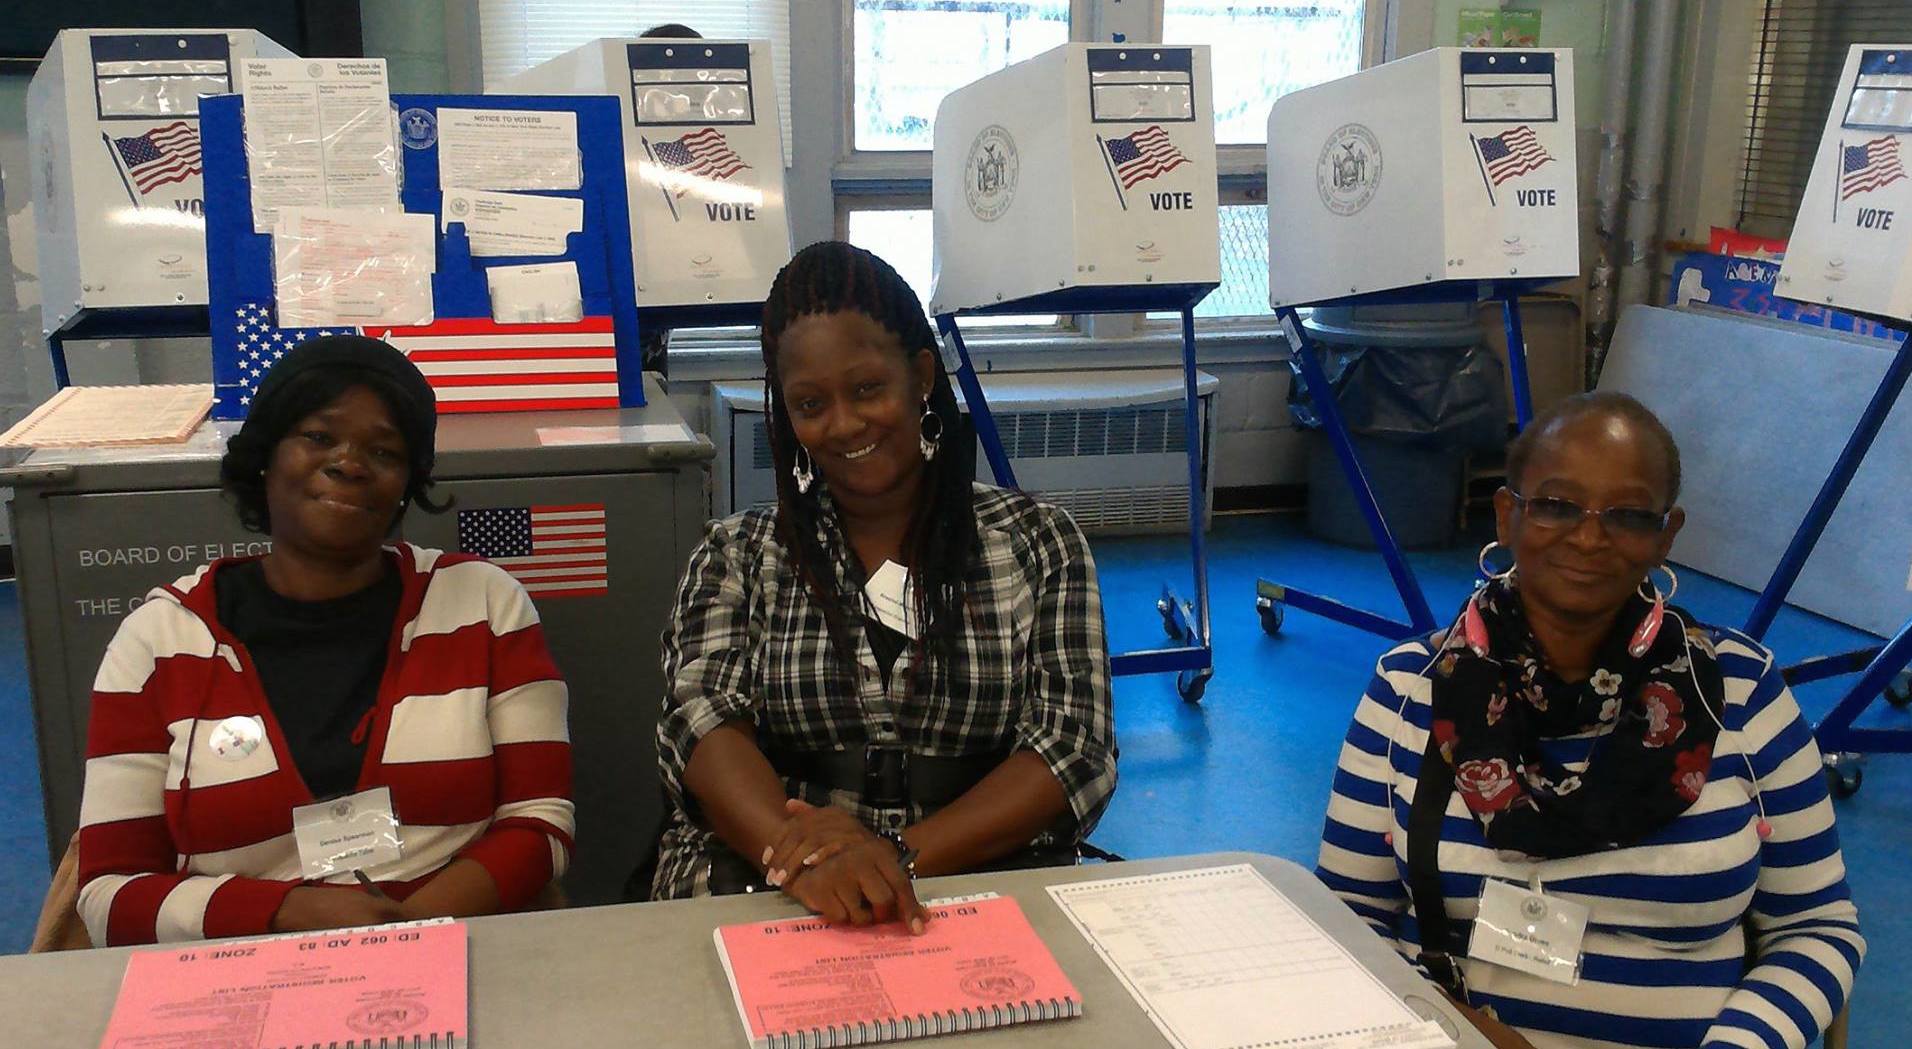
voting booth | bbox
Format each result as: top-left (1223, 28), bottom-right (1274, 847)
top-left (931, 44), bottom-right (1220, 701)
top-left (499, 39), bottom-right (793, 322)
top-left (26, 28), bottom-right (296, 382)
top-left (1746, 44), bottom-right (1912, 786)
top-left (930, 44), bottom-right (1219, 313)
top-left (1267, 47), bottom-right (1578, 307)
top-left (1254, 49), bottom-right (1576, 647)
top-left (198, 86), bottom-right (644, 418)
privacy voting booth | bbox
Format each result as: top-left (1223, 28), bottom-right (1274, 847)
top-left (1256, 48), bottom-right (1578, 643)
top-left (27, 28), bottom-right (296, 386)
top-left (1750, 44), bottom-right (1912, 786)
top-left (933, 43), bottom-right (1221, 701)
top-left (499, 38), bottom-right (794, 328)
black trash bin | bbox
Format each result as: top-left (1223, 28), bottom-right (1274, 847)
top-left (1287, 305), bottom-right (1508, 549)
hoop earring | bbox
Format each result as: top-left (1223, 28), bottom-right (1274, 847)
top-left (792, 445), bottom-right (815, 495)
top-left (1476, 540), bottom-right (1515, 582)
top-left (1461, 541), bottom-right (1515, 658)
top-left (918, 397), bottom-right (943, 462)
top-left (1627, 563), bottom-right (1678, 657)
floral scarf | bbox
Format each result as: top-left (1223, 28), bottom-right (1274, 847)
top-left (1427, 576), bottom-right (1723, 859)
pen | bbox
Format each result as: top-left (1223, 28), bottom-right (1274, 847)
top-left (353, 869), bottom-right (392, 900)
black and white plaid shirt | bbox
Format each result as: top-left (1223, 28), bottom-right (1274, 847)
top-left (652, 483), bottom-right (1117, 898)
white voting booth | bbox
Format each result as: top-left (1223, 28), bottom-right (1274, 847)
top-left (930, 43), bottom-right (1219, 313)
top-left (499, 39), bottom-right (793, 313)
top-left (931, 43), bottom-right (1221, 701)
top-left (1266, 47), bottom-right (1579, 307)
top-left (28, 28), bottom-right (295, 333)
top-left (1777, 46), bottom-right (1912, 321)
top-left (1253, 48), bottom-right (1577, 647)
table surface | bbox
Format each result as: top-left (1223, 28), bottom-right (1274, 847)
top-left (0, 852), bottom-right (1486, 1048)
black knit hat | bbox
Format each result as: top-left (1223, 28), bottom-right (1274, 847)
top-left (241, 334), bottom-right (437, 467)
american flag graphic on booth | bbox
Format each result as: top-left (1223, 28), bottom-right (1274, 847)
top-left (364, 316), bottom-right (620, 413)
top-left (1476, 125), bottom-right (1553, 185)
top-left (108, 120), bottom-right (203, 195)
top-left (648, 128), bottom-right (750, 196)
top-left (1841, 136), bottom-right (1906, 200)
top-left (1104, 125), bottom-right (1191, 189)
top-left (458, 504), bottom-right (608, 598)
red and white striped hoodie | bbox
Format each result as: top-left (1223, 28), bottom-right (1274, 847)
top-left (77, 544), bottom-right (575, 946)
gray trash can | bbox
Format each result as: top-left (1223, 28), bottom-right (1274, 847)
top-left (1287, 304), bottom-right (1507, 549)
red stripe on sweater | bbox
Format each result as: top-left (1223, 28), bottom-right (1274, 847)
top-left (492, 622), bottom-right (563, 695)
top-left (107, 872), bottom-right (185, 946)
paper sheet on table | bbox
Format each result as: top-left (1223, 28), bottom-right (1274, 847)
top-left (442, 187), bottom-right (583, 257)
top-left (273, 206), bottom-right (436, 328)
top-left (240, 58), bottom-right (399, 233)
top-left (437, 108), bottom-right (582, 191)
top-left (1048, 864), bottom-right (1456, 1049)
top-left (0, 385), bottom-right (212, 448)
top-left (485, 261), bottom-right (583, 324)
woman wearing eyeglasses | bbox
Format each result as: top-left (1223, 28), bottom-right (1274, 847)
top-left (1314, 392), bottom-right (1861, 1049)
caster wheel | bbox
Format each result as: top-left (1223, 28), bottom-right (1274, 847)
top-left (1157, 598), bottom-right (1180, 640)
top-left (1257, 598), bottom-right (1284, 636)
top-left (1177, 668), bottom-right (1210, 704)
top-left (1826, 764), bottom-right (1864, 799)
top-left (1886, 671), bottom-right (1911, 708)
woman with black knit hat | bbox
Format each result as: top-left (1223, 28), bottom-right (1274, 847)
top-left (73, 335), bottom-right (576, 946)
top-left (653, 242), bottom-right (1116, 928)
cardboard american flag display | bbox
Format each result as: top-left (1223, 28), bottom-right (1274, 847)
top-left (1103, 125), bottom-right (1191, 189)
top-left (363, 316), bottom-right (620, 413)
top-left (107, 120), bottom-right (203, 196)
top-left (457, 504), bottom-right (608, 598)
top-left (1475, 125), bottom-right (1552, 185)
top-left (218, 302), bottom-right (357, 411)
top-left (647, 128), bottom-right (750, 197)
top-left (1840, 136), bottom-right (1906, 200)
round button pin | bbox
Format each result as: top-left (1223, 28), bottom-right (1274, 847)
top-left (208, 716), bottom-right (265, 760)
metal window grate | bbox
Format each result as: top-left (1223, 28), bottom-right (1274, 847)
top-left (1734, 0), bottom-right (1912, 239)
top-left (750, 404), bottom-right (1188, 470)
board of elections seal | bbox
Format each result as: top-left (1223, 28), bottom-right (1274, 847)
top-left (399, 107), bottom-right (438, 150)
top-left (964, 125), bottom-right (1019, 222)
top-left (960, 966), bottom-right (1035, 1000)
top-left (347, 1000), bottom-right (429, 1036)
top-left (1316, 123), bottom-right (1382, 216)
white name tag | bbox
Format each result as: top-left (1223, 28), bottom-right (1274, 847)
top-left (291, 786), bottom-right (403, 880)
top-left (1468, 878), bottom-right (1588, 985)
top-left (864, 560), bottom-right (920, 640)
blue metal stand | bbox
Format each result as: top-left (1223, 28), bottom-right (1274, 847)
top-left (46, 306), bottom-right (212, 390)
top-left (1735, 325), bottom-right (1912, 796)
top-left (1254, 280), bottom-right (1544, 642)
top-left (935, 282), bottom-right (1218, 702)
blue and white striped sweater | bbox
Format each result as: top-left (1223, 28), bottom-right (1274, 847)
top-left (1314, 628), bottom-right (1862, 1049)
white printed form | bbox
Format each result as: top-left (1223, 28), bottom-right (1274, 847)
top-left (1048, 865), bottom-right (1455, 1049)
top-left (241, 58), bottom-right (399, 233)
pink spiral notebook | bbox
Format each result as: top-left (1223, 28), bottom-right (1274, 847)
top-left (97, 920), bottom-right (468, 1049)
top-left (714, 893), bottom-right (1082, 1048)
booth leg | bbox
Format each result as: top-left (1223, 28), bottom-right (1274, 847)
top-left (1255, 309), bottom-right (1438, 639)
top-left (1499, 290), bottom-right (1534, 431)
top-left (48, 332), bottom-right (72, 391)
top-left (1744, 330), bottom-right (1911, 640)
top-left (1814, 617), bottom-right (1912, 762)
top-left (935, 314), bottom-right (1018, 488)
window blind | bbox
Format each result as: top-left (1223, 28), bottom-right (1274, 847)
top-left (1735, 0), bottom-right (1912, 238)
top-left (477, 0), bottom-right (793, 160)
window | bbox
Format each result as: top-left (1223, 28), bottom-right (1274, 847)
top-left (844, 208), bottom-right (1057, 326)
top-left (1163, 1), bottom-right (1368, 145)
top-left (1734, 1), bottom-right (1912, 239)
top-left (852, 1), bottom-right (1070, 152)
top-left (476, 1), bottom-right (793, 159)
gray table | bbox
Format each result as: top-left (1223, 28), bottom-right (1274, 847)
top-left (0, 852), bottom-right (1486, 1048)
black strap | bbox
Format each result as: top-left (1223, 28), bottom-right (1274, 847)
top-left (1407, 727), bottom-right (1467, 998)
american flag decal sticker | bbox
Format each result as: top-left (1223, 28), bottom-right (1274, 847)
top-left (458, 504), bottom-right (608, 598)
top-left (365, 317), bottom-right (620, 414)
top-left (107, 120), bottom-right (203, 195)
top-left (1103, 125), bottom-right (1191, 189)
top-left (1841, 136), bottom-right (1906, 200)
top-left (1475, 125), bottom-right (1553, 186)
top-left (646, 128), bottom-right (750, 197)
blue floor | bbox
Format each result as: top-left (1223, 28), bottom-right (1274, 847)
top-left (0, 515), bottom-right (1904, 1045)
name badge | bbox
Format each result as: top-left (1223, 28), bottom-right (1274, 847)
top-left (291, 786), bottom-right (403, 881)
top-left (864, 560), bottom-right (920, 640)
top-left (1467, 877), bottom-right (1588, 985)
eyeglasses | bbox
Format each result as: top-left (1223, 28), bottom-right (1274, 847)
top-left (1509, 491), bottom-right (1670, 537)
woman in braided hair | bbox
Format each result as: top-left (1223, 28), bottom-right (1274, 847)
top-left (652, 242), bottom-right (1116, 929)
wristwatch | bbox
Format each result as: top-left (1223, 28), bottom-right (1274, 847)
top-left (877, 828), bottom-right (919, 880)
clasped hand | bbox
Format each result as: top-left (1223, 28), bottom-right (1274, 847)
top-left (763, 799), bottom-right (928, 934)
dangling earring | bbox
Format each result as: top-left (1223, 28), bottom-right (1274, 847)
top-left (1462, 541), bottom-right (1516, 657)
top-left (1627, 563), bottom-right (1679, 657)
top-left (792, 444), bottom-right (815, 495)
top-left (918, 396), bottom-right (943, 462)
